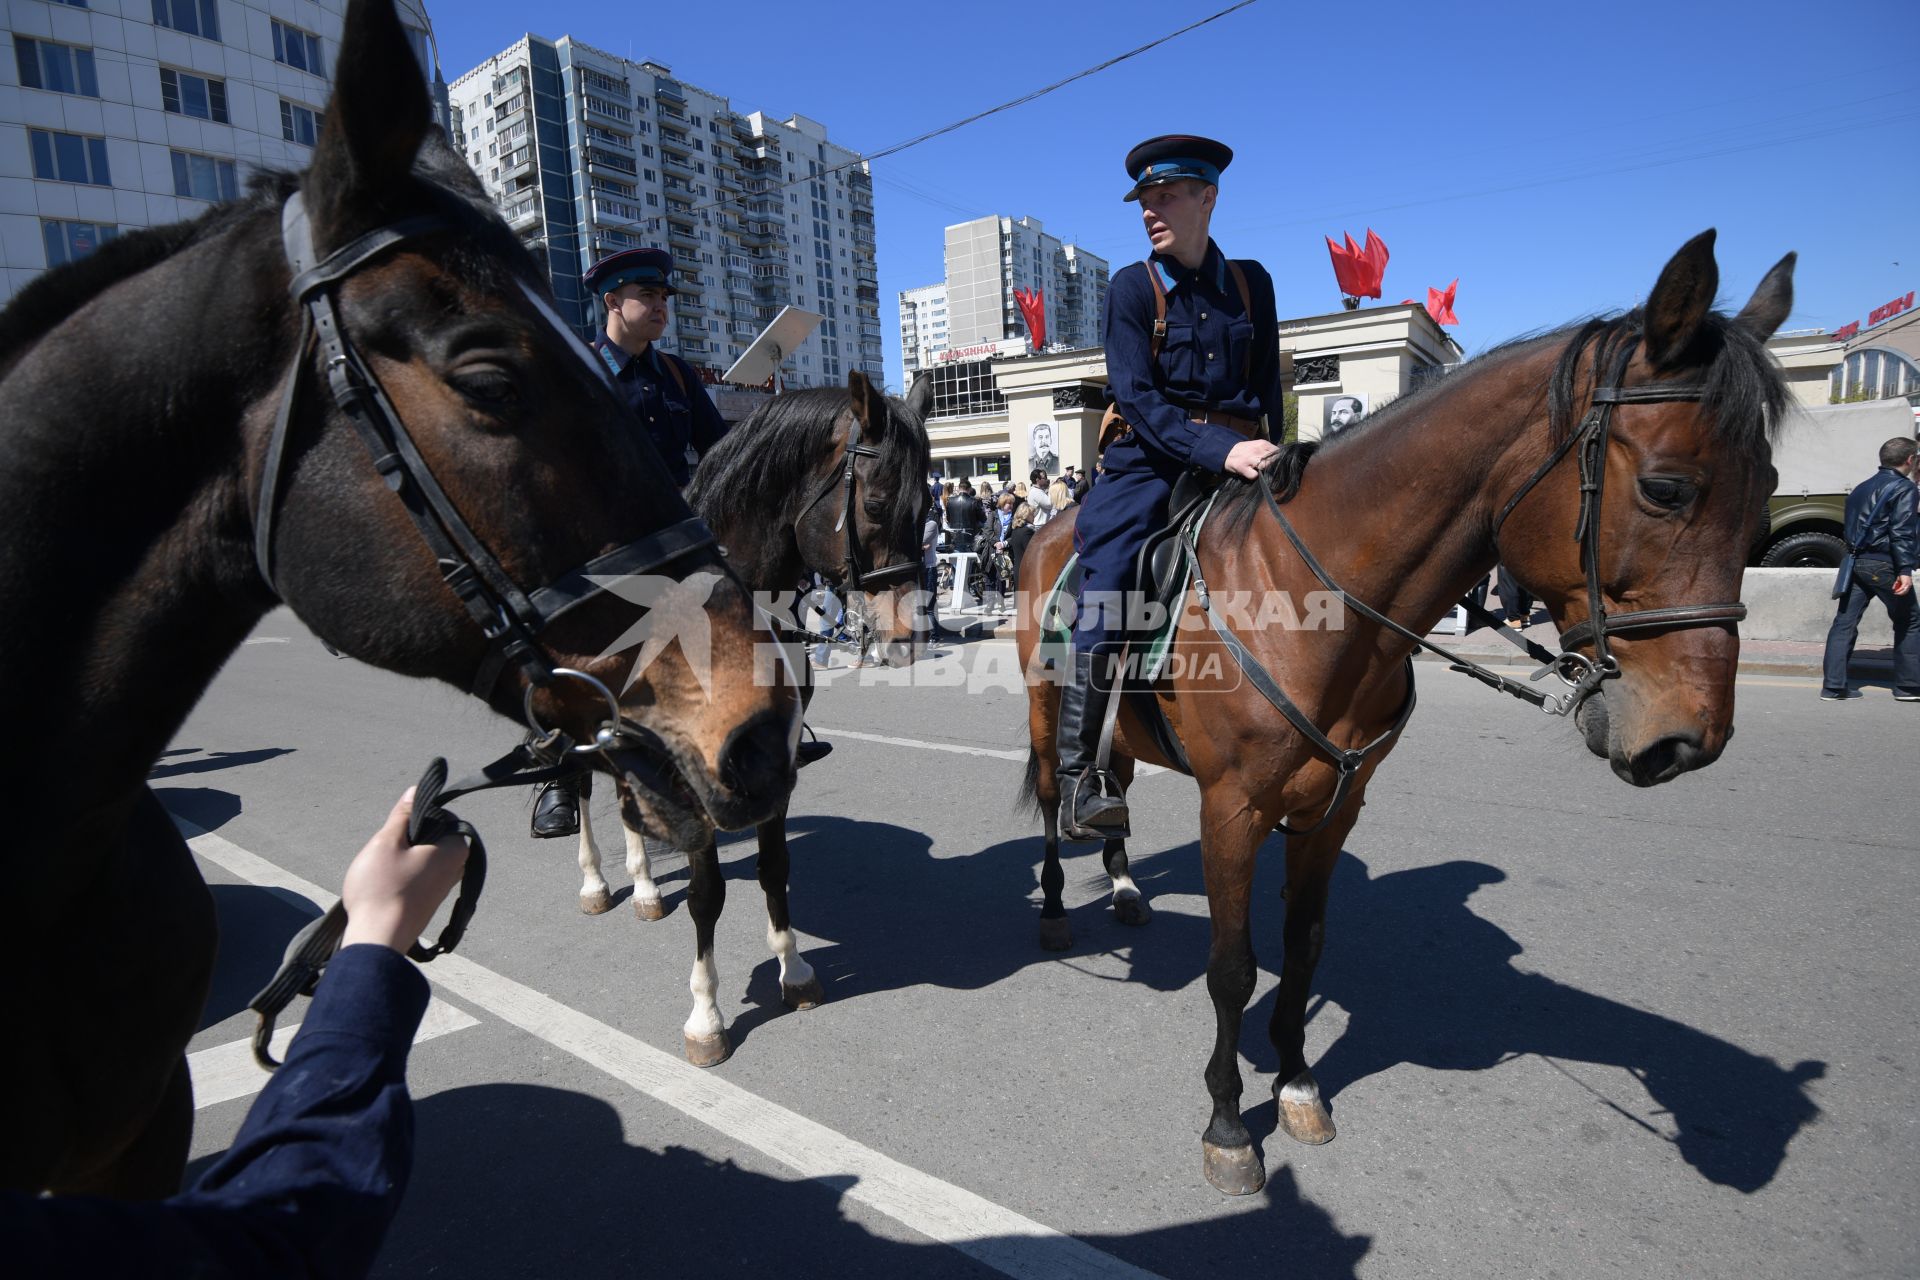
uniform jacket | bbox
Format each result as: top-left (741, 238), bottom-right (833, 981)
top-left (1844, 467), bottom-right (1919, 574)
top-left (1103, 241), bottom-right (1282, 476)
top-left (592, 334), bottom-right (728, 488)
top-left (4, 945), bottom-right (430, 1279)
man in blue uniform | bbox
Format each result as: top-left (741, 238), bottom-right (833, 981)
top-left (1059, 135), bottom-right (1284, 840)
top-left (533, 247), bottom-right (729, 837)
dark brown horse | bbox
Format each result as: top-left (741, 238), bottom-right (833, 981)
top-left (573, 371), bottom-right (933, 1065)
top-left (1018, 232), bottom-right (1793, 1194)
top-left (0, 0), bottom-right (797, 1197)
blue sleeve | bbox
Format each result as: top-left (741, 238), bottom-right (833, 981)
top-left (1104, 263), bottom-right (1243, 473)
top-left (681, 358), bottom-right (730, 459)
top-left (1245, 263), bottom-right (1284, 437)
top-left (1, 945), bottom-right (429, 1280)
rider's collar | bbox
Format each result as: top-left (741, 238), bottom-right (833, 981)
top-left (1150, 241), bottom-right (1226, 296)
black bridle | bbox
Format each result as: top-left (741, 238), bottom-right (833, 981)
top-left (796, 409), bottom-right (924, 595)
top-left (246, 194), bottom-right (775, 1064)
top-left (1182, 336), bottom-right (1748, 836)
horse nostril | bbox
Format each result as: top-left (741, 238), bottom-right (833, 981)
top-left (718, 714), bottom-right (792, 801)
top-left (1630, 733), bottom-right (1712, 786)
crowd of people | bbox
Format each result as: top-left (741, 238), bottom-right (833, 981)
top-left (925, 465), bottom-right (1092, 615)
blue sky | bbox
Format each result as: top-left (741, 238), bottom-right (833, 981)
top-left (429, 0), bottom-right (1920, 392)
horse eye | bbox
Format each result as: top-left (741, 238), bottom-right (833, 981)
top-left (1638, 477), bottom-right (1695, 509)
top-left (455, 371), bottom-right (520, 407)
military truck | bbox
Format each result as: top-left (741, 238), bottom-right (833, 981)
top-left (1753, 399), bottom-right (1918, 567)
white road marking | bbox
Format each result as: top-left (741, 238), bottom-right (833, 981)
top-left (811, 726), bottom-right (1169, 778)
top-left (190, 1000), bottom-right (478, 1110)
top-left (179, 819), bottom-right (1164, 1280)
top-left (242, 637), bottom-right (289, 645)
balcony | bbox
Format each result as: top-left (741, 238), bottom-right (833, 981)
top-left (502, 197), bottom-right (540, 229)
top-left (658, 128), bottom-right (693, 155)
top-left (663, 152), bottom-right (696, 176)
top-left (675, 291), bottom-right (707, 313)
top-left (584, 148), bottom-right (635, 179)
top-left (668, 226), bottom-right (700, 252)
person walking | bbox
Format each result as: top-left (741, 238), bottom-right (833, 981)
top-left (1821, 437), bottom-right (1919, 701)
top-left (1057, 134), bottom-right (1284, 840)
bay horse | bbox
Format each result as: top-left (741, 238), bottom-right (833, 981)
top-left (1017, 232), bottom-right (1793, 1194)
top-left (573, 371), bottom-right (933, 1065)
top-left (0, 0), bottom-right (797, 1197)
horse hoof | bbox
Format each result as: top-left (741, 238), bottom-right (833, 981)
top-left (1038, 917), bottom-right (1073, 951)
top-left (684, 1030), bottom-right (731, 1068)
top-left (633, 895), bottom-right (667, 922)
top-left (1276, 1077), bottom-right (1337, 1146)
top-left (1113, 894), bottom-right (1152, 926)
top-left (782, 976), bottom-right (825, 1011)
top-left (580, 889), bottom-right (614, 916)
top-left (1202, 1141), bottom-right (1266, 1196)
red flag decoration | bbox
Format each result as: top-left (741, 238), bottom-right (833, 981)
top-left (1424, 279), bottom-right (1459, 326)
top-left (1326, 228), bottom-right (1389, 304)
top-left (1013, 287), bottom-right (1047, 351)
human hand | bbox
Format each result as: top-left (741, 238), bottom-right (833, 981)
top-left (1896, 574), bottom-right (1912, 597)
top-left (340, 788), bottom-right (471, 954)
top-left (1223, 439), bottom-right (1282, 480)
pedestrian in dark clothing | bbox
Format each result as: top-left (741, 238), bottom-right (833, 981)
top-left (3, 789), bottom-right (469, 1279)
top-left (945, 480), bottom-right (986, 554)
top-left (1821, 437), bottom-right (1920, 701)
top-left (1495, 566), bottom-right (1534, 628)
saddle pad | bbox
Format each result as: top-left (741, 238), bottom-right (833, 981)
top-left (1040, 503), bottom-right (1209, 684)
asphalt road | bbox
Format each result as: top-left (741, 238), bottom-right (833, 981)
top-left (167, 610), bottom-right (1918, 1279)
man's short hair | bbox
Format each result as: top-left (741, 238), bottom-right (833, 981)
top-left (958, 478), bottom-right (974, 492)
top-left (1880, 437), bottom-right (1917, 468)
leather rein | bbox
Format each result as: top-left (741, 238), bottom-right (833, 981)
top-left (1182, 337), bottom-right (1746, 836)
top-left (246, 194), bottom-right (746, 1067)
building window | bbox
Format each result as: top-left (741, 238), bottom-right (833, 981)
top-left (28, 129), bottom-right (110, 185)
top-left (271, 20), bottom-right (323, 76)
top-left (41, 218), bottom-right (114, 266)
top-left (150, 0), bottom-right (220, 40)
top-left (169, 149), bottom-right (237, 201)
top-left (281, 100), bottom-right (320, 147)
top-left (1833, 347), bottom-right (1920, 402)
top-left (160, 68), bottom-right (228, 123)
top-left (15, 38), bottom-right (99, 97)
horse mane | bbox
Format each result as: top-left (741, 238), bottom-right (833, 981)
top-left (1213, 305), bottom-right (1787, 537)
top-left (0, 137), bottom-right (532, 381)
top-left (689, 386), bottom-right (933, 555)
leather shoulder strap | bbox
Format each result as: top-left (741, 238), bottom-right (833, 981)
top-left (1227, 261), bottom-right (1255, 381)
top-left (659, 350), bottom-right (690, 397)
top-left (1144, 257), bottom-right (1168, 365)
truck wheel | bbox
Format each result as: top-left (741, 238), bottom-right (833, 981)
top-left (1760, 532), bottom-right (1847, 568)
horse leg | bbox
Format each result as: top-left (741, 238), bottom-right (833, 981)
top-left (682, 836), bottom-right (730, 1067)
top-left (1198, 795), bottom-right (1268, 1196)
top-left (1102, 756), bottom-right (1150, 926)
top-left (1029, 689), bottom-right (1073, 951)
top-left (1269, 809), bottom-right (1361, 1147)
top-left (757, 805), bottom-right (823, 1010)
top-left (574, 772), bottom-right (615, 916)
top-left (619, 782), bottom-right (667, 921)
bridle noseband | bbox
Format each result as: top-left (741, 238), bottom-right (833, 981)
top-left (254, 192), bottom-right (726, 701)
top-left (797, 408), bottom-right (923, 594)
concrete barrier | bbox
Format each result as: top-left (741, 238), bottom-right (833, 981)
top-left (1741, 567), bottom-right (1893, 644)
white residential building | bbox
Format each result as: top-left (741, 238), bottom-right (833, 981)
top-left (941, 213), bottom-right (1107, 352)
top-left (898, 280), bottom-right (946, 376)
top-left (448, 35), bottom-right (881, 389)
top-left (0, 0), bottom-right (444, 305)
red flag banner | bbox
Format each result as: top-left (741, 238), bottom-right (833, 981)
top-left (1425, 279), bottom-right (1459, 326)
top-left (1013, 287), bottom-right (1047, 350)
top-left (1326, 227), bottom-right (1389, 302)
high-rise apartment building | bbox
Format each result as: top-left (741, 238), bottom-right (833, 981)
top-left (940, 214), bottom-right (1107, 352)
top-left (0, 0), bottom-right (444, 305)
top-left (898, 281), bottom-right (947, 376)
top-left (448, 36), bottom-right (881, 389)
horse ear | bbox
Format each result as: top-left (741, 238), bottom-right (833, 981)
top-left (306, 0), bottom-right (432, 252)
top-left (1643, 229), bottom-right (1720, 370)
top-left (1733, 252), bottom-right (1796, 342)
top-left (848, 369), bottom-right (889, 437)
top-left (906, 371), bottom-right (934, 419)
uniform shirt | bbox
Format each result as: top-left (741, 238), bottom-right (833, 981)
top-left (591, 334), bottom-right (728, 488)
top-left (3, 944), bottom-right (429, 1278)
top-left (1104, 240), bottom-right (1282, 474)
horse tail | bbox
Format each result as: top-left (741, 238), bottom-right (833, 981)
top-left (1018, 747), bottom-right (1046, 821)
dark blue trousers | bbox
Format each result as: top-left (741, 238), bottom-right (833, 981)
top-left (1071, 454), bottom-right (1176, 655)
top-left (1822, 557), bottom-right (1920, 695)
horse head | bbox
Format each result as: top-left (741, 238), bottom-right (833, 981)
top-left (792, 371), bottom-right (933, 668)
top-left (1495, 230), bottom-right (1791, 787)
top-left (268, 0), bottom-right (798, 837)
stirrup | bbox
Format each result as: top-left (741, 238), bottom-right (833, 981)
top-left (1061, 768), bottom-right (1130, 842)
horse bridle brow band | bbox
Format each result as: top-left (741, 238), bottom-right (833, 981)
top-left (254, 192), bottom-right (722, 697)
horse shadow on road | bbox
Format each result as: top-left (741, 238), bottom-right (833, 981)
top-left (366, 1082), bottom-right (1373, 1280)
top-left (732, 816), bottom-right (1822, 1194)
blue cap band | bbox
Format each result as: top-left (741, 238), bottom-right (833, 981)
top-left (1135, 158), bottom-right (1220, 188)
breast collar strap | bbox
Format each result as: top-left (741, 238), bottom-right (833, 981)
top-left (255, 192), bottom-right (722, 697)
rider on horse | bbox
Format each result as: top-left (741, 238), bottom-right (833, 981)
top-left (533, 247), bottom-right (731, 839)
top-left (1059, 135), bottom-right (1285, 840)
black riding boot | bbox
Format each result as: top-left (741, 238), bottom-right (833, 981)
top-left (530, 774), bottom-right (581, 839)
top-left (1056, 649), bottom-right (1130, 841)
